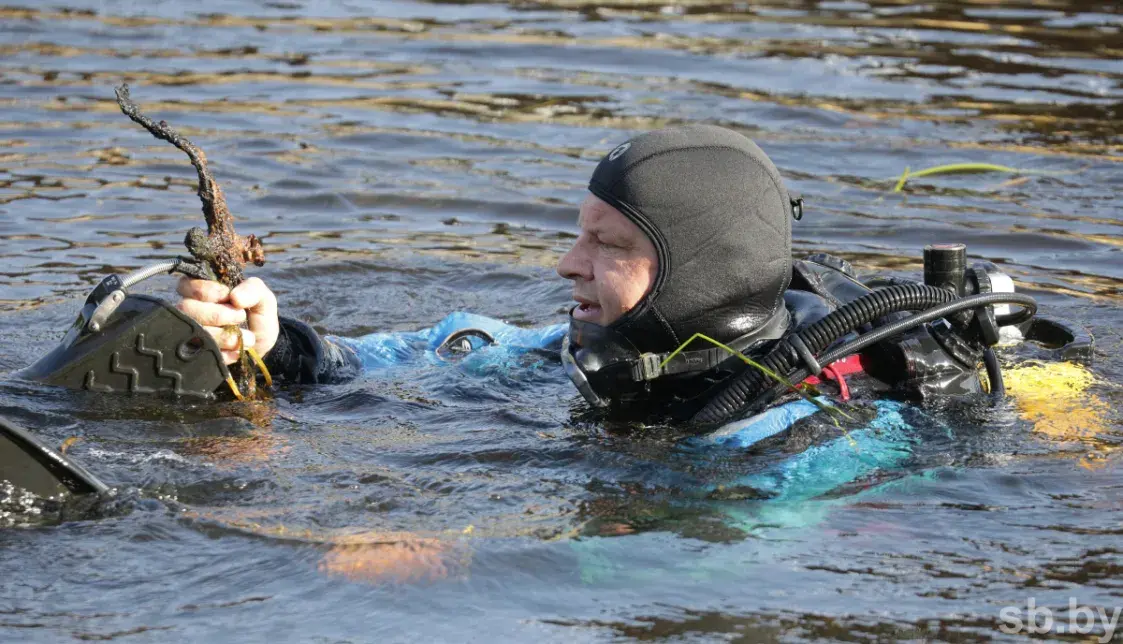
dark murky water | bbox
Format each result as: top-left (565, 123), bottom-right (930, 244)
top-left (1, 0), bottom-right (1122, 641)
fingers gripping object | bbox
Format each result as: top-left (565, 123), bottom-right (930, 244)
top-left (20, 260), bottom-right (275, 399)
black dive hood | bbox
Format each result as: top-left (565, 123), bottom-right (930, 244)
top-left (564, 124), bottom-right (802, 409)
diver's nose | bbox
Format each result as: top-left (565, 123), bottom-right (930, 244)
top-left (557, 237), bottom-right (592, 282)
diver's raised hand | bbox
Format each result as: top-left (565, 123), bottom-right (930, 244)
top-left (176, 276), bottom-right (279, 365)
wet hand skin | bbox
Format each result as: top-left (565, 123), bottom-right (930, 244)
top-left (176, 276), bottom-right (279, 365)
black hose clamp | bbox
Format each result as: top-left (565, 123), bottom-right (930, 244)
top-left (788, 335), bottom-right (823, 377)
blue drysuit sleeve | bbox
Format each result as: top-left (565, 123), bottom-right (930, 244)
top-left (329, 312), bottom-right (567, 372)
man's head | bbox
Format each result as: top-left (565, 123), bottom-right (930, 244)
top-left (559, 124), bottom-right (801, 410)
top-left (559, 124), bottom-right (796, 347)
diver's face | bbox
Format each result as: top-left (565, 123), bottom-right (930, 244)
top-left (557, 194), bottom-right (658, 326)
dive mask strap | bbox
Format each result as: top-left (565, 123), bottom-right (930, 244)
top-left (561, 334), bottom-right (610, 408)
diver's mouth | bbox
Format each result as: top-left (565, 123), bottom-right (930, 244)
top-left (573, 301), bottom-right (602, 322)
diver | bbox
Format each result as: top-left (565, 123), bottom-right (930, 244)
top-left (168, 124), bottom-right (1057, 431)
top-left (5, 115), bottom-right (1101, 535)
top-left (10, 123), bottom-right (1092, 503)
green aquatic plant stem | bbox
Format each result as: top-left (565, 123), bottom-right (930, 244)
top-left (908, 162), bottom-right (1019, 179)
top-left (893, 166), bottom-right (910, 192)
top-left (893, 162), bottom-right (1022, 193)
top-left (891, 162), bottom-right (1071, 193)
top-left (658, 333), bottom-right (854, 423)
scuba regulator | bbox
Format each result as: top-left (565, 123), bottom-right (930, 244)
top-left (692, 244), bottom-right (1093, 426)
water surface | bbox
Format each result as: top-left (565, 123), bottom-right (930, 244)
top-left (1, 0), bottom-right (1121, 641)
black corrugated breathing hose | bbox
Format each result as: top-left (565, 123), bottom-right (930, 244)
top-left (692, 285), bottom-right (1037, 425)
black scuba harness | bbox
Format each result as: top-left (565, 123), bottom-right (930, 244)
top-left (562, 306), bottom-right (790, 409)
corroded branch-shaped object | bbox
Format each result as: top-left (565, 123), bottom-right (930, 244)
top-left (114, 83), bottom-right (265, 288)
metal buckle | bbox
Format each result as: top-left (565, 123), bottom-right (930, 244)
top-left (637, 353), bottom-right (663, 381)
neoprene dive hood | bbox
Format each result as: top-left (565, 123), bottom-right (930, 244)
top-left (564, 125), bottom-right (804, 409)
top-left (588, 124), bottom-right (799, 351)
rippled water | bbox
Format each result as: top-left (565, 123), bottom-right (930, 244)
top-left (1, 0), bottom-right (1121, 641)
